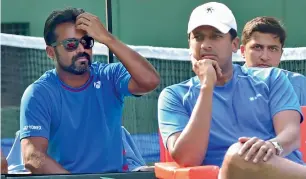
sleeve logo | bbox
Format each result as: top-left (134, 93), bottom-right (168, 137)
top-left (23, 125), bottom-right (42, 131)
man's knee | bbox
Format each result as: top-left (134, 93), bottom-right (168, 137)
top-left (220, 142), bottom-right (264, 179)
top-left (221, 142), bottom-right (306, 179)
top-left (225, 142), bottom-right (243, 157)
top-left (222, 142), bottom-right (261, 173)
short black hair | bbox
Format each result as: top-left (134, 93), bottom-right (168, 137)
top-left (241, 16), bottom-right (286, 47)
top-left (44, 7), bottom-right (85, 46)
top-left (229, 28), bottom-right (237, 40)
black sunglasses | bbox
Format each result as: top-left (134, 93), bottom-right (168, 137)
top-left (51, 35), bottom-right (94, 52)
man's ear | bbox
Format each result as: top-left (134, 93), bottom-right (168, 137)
top-left (240, 45), bottom-right (246, 58)
top-left (232, 37), bottom-right (240, 53)
top-left (188, 35), bottom-right (192, 56)
top-left (46, 46), bottom-right (56, 61)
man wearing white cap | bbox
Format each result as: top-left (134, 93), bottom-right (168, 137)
top-left (158, 2), bottom-right (305, 179)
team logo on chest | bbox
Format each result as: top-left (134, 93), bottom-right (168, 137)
top-left (94, 81), bottom-right (101, 89)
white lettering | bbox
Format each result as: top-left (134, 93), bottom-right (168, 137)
top-left (23, 125), bottom-right (42, 131)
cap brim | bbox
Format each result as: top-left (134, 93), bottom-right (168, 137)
top-left (187, 20), bottom-right (231, 34)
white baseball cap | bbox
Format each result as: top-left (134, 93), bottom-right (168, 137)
top-left (187, 2), bottom-right (237, 34)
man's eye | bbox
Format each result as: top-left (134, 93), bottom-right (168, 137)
top-left (270, 47), bottom-right (279, 52)
top-left (194, 35), bottom-right (203, 41)
top-left (254, 45), bottom-right (262, 49)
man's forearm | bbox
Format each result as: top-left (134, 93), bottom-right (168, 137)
top-left (103, 36), bottom-right (160, 91)
top-left (25, 152), bottom-right (69, 174)
top-left (270, 126), bottom-right (300, 157)
top-left (171, 86), bottom-right (213, 166)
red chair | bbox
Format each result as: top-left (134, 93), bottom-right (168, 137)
top-left (157, 131), bottom-right (220, 179)
top-left (155, 162), bottom-right (220, 179)
top-left (300, 106), bottom-right (306, 162)
top-left (159, 131), bottom-right (174, 162)
top-left (156, 106), bottom-right (306, 179)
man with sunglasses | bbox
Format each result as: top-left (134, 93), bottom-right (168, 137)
top-left (19, 8), bottom-right (160, 174)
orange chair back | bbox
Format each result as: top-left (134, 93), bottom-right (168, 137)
top-left (159, 131), bottom-right (174, 162)
top-left (300, 106), bottom-right (306, 162)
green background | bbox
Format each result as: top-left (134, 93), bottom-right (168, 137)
top-left (2, 0), bottom-right (306, 48)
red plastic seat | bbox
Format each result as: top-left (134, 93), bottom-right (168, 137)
top-left (158, 131), bottom-right (219, 179)
top-left (159, 131), bottom-right (174, 162)
top-left (300, 106), bottom-right (306, 162)
top-left (155, 162), bottom-right (220, 179)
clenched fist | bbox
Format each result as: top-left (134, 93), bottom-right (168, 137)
top-left (191, 55), bottom-right (222, 88)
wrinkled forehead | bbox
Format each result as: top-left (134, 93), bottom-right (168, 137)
top-left (54, 22), bottom-right (87, 41)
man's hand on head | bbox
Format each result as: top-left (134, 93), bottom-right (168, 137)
top-left (76, 13), bottom-right (113, 45)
